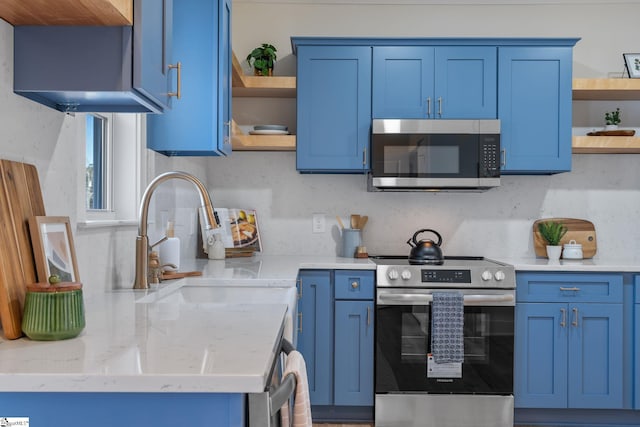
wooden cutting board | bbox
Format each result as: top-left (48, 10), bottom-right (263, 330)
top-left (533, 218), bottom-right (597, 258)
top-left (0, 160), bottom-right (46, 339)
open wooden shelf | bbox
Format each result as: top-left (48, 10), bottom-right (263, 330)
top-left (572, 136), bottom-right (640, 154)
top-left (573, 78), bottom-right (640, 100)
top-left (232, 53), bottom-right (296, 98)
top-left (0, 0), bottom-right (132, 25)
top-left (231, 120), bottom-right (295, 152)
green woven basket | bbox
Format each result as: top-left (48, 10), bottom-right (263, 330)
top-left (21, 283), bottom-right (85, 341)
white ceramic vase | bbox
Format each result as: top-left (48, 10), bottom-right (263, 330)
top-left (605, 124), bottom-right (618, 131)
top-left (546, 245), bottom-right (562, 261)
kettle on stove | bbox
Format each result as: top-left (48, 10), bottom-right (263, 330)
top-left (407, 229), bottom-right (444, 265)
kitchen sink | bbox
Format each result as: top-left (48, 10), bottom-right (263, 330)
top-left (135, 280), bottom-right (298, 343)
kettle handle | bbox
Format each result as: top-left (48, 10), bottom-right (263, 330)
top-left (411, 229), bottom-right (442, 246)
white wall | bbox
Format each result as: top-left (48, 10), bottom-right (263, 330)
top-left (221, 0), bottom-right (640, 259)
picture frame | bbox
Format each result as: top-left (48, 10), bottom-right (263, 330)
top-left (623, 53), bottom-right (640, 78)
top-left (28, 216), bottom-right (80, 283)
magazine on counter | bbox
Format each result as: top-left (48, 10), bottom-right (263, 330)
top-left (199, 208), bottom-right (261, 253)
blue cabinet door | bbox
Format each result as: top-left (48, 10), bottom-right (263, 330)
top-left (636, 277), bottom-right (640, 410)
top-left (498, 47), bottom-right (573, 173)
top-left (372, 46), bottom-right (434, 118)
top-left (334, 300), bottom-right (374, 406)
top-left (372, 46), bottom-right (496, 119)
top-left (568, 303), bottom-right (623, 409)
top-left (296, 46), bottom-right (372, 172)
top-left (515, 302), bottom-right (568, 408)
top-left (147, 0), bottom-right (232, 156)
top-left (297, 270), bottom-right (333, 405)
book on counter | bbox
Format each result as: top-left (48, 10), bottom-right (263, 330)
top-left (197, 208), bottom-right (262, 258)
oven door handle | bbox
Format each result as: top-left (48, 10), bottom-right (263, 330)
top-left (378, 293), bottom-right (515, 304)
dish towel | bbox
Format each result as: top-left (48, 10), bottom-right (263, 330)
top-left (280, 350), bottom-right (313, 427)
top-left (431, 291), bottom-right (464, 363)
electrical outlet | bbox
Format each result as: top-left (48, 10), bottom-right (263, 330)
top-left (312, 213), bottom-right (326, 233)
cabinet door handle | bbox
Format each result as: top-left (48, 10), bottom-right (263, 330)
top-left (367, 306), bottom-right (371, 326)
top-left (500, 149), bottom-right (506, 167)
top-left (297, 312), bottom-right (303, 333)
top-left (560, 287), bottom-right (580, 292)
top-left (296, 278), bottom-right (302, 299)
top-left (224, 121), bottom-right (231, 146)
top-left (362, 148), bottom-right (367, 167)
top-left (437, 96), bottom-right (443, 117)
top-left (572, 307), bottom-right (579, 327)
top-left (426, 97), bottom-right (431, 118)
top-left (560, 308), bottom-right (566, 327)
top-left (168, 62), bottom-right (182, 99)
top-left (351, 281), bottom-right (359, 289)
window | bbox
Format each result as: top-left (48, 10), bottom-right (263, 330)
top-left (85, 114), bottom-right (111, 211)
top-left (79, 113), bottom-right (146, 227)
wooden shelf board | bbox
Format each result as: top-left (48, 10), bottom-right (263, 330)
top-left (572, 136), bottom-right (640, 153)
top-left (232, 51), bottom-right (296, 98)
top-left (573, 78), bottom-right (640, 100)
top-left (232, 135), bottom-right (296, 151)
top-left (0, 0), bottom-right (133, 25)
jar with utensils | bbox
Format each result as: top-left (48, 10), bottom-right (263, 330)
top-left (562, 240), bottom-right (583, 259)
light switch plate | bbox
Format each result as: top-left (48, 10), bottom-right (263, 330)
top-left (312, 213), bottom-right (326, 233)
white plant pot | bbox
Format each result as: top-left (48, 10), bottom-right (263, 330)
top-left (546, 245), bottom-right (562, 260)
top-left (605, 124), bottom-right (619, 131)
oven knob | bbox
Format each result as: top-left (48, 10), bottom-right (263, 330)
top-left (401, 270), bottom-right (412, 280)
top-left (481, 270), bottom-right (493, 281)
top-left (494, 270), bottom-right (506, 281)
top-left (387, 269), bottom-right (399, 280)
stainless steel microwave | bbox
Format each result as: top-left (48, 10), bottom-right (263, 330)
top-left (369, 119), bottom-right (501, 191)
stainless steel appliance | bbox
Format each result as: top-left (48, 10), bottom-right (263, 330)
top-left (374, 256), bottom-right (516, 427)
top-left (369, 119), bottom-right (500, 191)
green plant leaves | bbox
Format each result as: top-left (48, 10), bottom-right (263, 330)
top-left (538, 221), bottom-right (568, 246)
top-left (246, 43), bottom-right (277, 75)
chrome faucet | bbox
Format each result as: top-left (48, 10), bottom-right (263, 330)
top-left (133, 171), bottom-right (218, 289)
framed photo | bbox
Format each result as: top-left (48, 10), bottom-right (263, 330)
top-left (28, 216), bottom-right (80, 283)
top-left (623, 53), bottom-right (640, 78)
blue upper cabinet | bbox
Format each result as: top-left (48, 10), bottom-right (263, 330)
top-left (372, 46), bottom-right (497, 119)
top-left (13, 0), bottom-right (173, 113)
top-left (295, 45), bottom-right (372, 172)
top-left (498, 47), bottom-right (573, 174)
top-left (147, 0), bottom-right (232, 156)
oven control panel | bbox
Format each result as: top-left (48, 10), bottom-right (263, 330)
top-left (422, 269), bottom-right (471, 283)
top-left (377, 263), bottom-right (515, 289)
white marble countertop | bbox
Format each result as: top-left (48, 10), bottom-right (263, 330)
top-left (497, 256), bottom-right (640, 272)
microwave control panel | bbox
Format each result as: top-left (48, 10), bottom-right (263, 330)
top-left (479, 135), bottom-right (500, 177)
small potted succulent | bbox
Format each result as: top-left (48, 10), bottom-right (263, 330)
top-left (246, 43), bottom-right (277, 76)
top-left (604, 108), bottom-right (621, 130)
top-left (538, 220), bottom-right (568, 260)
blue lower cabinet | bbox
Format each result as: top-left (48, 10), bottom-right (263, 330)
top-left (334, 300), bottom-right (374, 406)
top-left (0, 392), bottom-right (244, 427)
top-left (515, 272), bottom-right (624, 410)
top-left (635, 276), bottom-right (640, 410)
top-left (297, 270), bottom-right (333, 405)
top-left (297, 269), bottom-right (374, 421)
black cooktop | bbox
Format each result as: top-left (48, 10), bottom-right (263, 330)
top-left (370, 255), bottom-right (504, 268)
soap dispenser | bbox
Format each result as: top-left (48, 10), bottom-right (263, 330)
top-left (159, 221), bottom-right (180, 270)
top-left (208, 233), bottom-right (225, 260)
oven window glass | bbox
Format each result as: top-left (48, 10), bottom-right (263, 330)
top-left (376, 304), bottom-right (513, 395)
top-left (384, 144), bottom-right (459, 175)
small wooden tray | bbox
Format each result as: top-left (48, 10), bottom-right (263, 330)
top-left (587, 130), bottom-right (636, 136)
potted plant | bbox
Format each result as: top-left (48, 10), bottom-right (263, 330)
top-left (538, 220), bottom-right (568, 260)
top-left (246, 43), bottom-right (277, 76)
top-left (604, 108), bottom-right (621, 130)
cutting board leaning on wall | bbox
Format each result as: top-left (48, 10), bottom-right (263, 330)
top-left (533, 218), bottom-right (597, 258)
top-left (0, 160), bottom-right (46, 339)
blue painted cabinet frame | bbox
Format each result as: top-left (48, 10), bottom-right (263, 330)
top-left (372, 46), bottom-right (497, 119)
top-left (515, 272), bottom-right (624, 409)
top-left (295, 46), bottom-right (372, 172)
top-left (498, 47), bottom-right (573, 174)
top-left (297, 269), bottom-right (374, 416)
top-left (13, 0), bottom-right (173, 113)
top-left (147, 0), bottom-right (232, 156)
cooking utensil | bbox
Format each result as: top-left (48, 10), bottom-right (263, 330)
top-left (358, 215), bottom-right (368, 230)
top-left (0, 160), bottom-right (46, 339)
top-left (532, 218), bottom-right (596, 258)
top-left (336, 216), bottom-right (345, 230)
top-left (350, 214), bottom-right (360, 229)
top-left (407, 229), bottom-right (444, 265)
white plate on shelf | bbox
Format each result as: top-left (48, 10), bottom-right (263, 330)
top-left (254, 124), bottom-right (288, 131)
top-left (249, 130), bottom-right (290, 135)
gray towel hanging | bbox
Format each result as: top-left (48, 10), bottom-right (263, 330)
top-left (431, 291), bottom-right (464, 363)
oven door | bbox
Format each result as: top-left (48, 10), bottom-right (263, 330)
top-left (375, 288), bottom-right (514, 395)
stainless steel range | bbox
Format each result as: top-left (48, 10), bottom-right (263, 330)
top-left (373, 256), bottom-right (516, 427)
